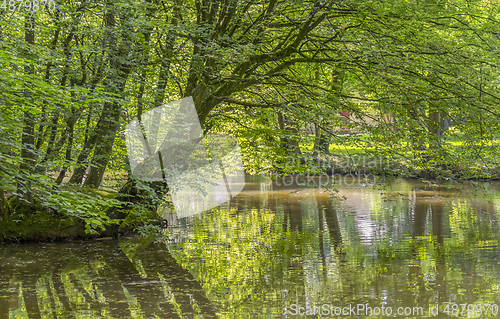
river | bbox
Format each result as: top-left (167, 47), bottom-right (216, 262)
top-left (1, 176), bottom-right (500, 318)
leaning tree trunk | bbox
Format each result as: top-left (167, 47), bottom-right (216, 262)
top-left (103, 0), bottom-right (325, 227)
top-left (83, 98), bottom-right (125, 188)
top-left (83, 3), bottom-right (133, 188)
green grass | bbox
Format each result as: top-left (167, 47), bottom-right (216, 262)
top-left (300, 134), bottom-right (374, 157)
top-left (298, 133), bottom-right (500, 179)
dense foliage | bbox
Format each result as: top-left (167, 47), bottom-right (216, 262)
top-left (1, 0), bottom-right (499, 236)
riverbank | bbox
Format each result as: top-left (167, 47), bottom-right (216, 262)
top-left (0, 211), bottom-right (91, 243)
top-left (294, 134), bottom-right (500, 181)
top-left (0, 186), bottom-right (164, 243)
top-left (3, 164), bottom-right (499, 244)
top-left (274, 151), bottom-right (500, 181)
top-left (0, 211), bottom-right (160, 243)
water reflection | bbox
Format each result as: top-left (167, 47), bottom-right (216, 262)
top-left (166, 176), bottom-right (500, 318)
top-left (0, 240), bottom-right (217, 318)
top-left (1, 177), bottom-right (500, 318)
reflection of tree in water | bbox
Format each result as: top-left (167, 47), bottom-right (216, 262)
top-left (169, 185), bottom-right (500, 318)
top-left (3, 183), bottom-right (500, 318)
top-left (316, 195), bottom-right (346, 293)
top-left (0, 240), bottom-right (217, 318)
top-left (407, 195), bottom-right (448, 308)
top-left (316, 195), bottom-right (345, 256)
top-left (283, 200), bottom-right (302, 232)
top-left (431, 199), bottom-right (447, 304)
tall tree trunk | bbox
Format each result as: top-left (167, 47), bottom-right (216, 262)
top-left (67, 132), bottom-right (98, 185)
top-left (67, 63), bottom-right (105, 185)
top-left (408, 106), bottom-right (425, 153)
top-left (55, 101), bottom-right (78, 185)
top-left (55, 125), bottom-right (73, 185)
top-left (314, 68), bottom-right (343, 154)
top-left (428, 104), bottom-right (440, 149)
top-left (0, 189), bottom-right (7, 221)
top-left (313, 122), bottom-right (330, 153)
top-left (35, 26), bottom-right (76, 174)
top-left (107, 0), bottom-right (325, 223)
top-left (277, 111), bottom-right (301, 155)
top-left (34, 111), bottom-right (60, 174)
top-left (34, 17), bottom-right (61, 152)
top-left (17, 14), bottom-right (36, 205)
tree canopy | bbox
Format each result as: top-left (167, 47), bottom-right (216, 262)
top-left (1, 0), bottom-right (499, 236)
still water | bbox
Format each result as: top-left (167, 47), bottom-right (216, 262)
top-left (1, 176), bottom-right (500, 318)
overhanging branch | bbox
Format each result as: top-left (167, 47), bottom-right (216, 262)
top-left (211, 95), bottom-right (284, 108)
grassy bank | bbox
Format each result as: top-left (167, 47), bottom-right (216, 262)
top-left (296, 134), bottom-right (500, 180)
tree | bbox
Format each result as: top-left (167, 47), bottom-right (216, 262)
top-left (1, 0), bottom-right (499, 234)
